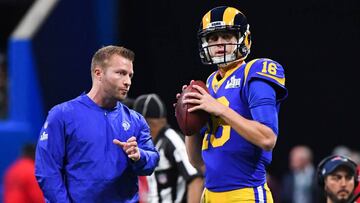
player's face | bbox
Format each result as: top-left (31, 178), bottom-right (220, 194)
top-left (101, 55), bottom-right (133, 101)
top-left (206, 31), bottom-right (237, 58)
top-left (324, 168), bottom-right (355, 203)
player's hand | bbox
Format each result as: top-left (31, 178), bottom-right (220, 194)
top-left (113, 136), bottom-right (140, 161)
top-left (183, 84), bottom-right (226, 117)
top-left (173, 80), bottom-right (195, 109)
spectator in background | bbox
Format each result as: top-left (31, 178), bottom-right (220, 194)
top-left (280, 145), bottom-right (319, 203)
top-left (317, 155), bottom-right (358, 203)
top-left (134, 93), bottom-right (203, 203)
top-left (0, 52), bottom-right (7, 119)
top-left (3, 143), bottom-right (45, 203)
top-left (332, 145), bottom-right (352, 158)
top-left (351, 150), bottom-right (360, 203)
top-left (331, 146), bottom-right (360, 203)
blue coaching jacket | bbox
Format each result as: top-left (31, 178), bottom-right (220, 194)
top-left (35, 94), bottom-right (159, 203)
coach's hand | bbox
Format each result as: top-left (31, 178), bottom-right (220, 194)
top-left (113, 136), bottom-right (140, 161)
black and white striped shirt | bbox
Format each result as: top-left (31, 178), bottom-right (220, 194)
top-left (145, 126), bottom-right (202, 203)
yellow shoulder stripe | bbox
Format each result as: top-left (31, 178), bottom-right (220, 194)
top-left (206, 71), bottom-right (216, 86)
top-left (243, 59), bottom-right (259, 86)
top-left (256, 72), bottom-right (285, 85)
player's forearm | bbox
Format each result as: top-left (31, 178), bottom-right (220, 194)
top-left (219, 107), bottom-right (277, 151)
top-left (187, 177), bottom-right (204, 203)
top-left (185, 135), bottom-right (205, 172)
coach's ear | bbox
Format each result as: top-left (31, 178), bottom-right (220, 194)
top-left (93, 66), bottom-right (103, 81)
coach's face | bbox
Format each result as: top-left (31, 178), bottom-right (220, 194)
top-left (101, 54), bottom-right (133, 101)
top-left (324, 167), bottom-right (355, 203)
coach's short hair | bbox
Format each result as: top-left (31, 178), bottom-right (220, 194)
top-left (91, 45), bottom-right (135, 71)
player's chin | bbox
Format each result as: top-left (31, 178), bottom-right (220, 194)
top-left (337, 191), bottom-right (350, 199)
top-left (117, 92), bottom-right (128, 101)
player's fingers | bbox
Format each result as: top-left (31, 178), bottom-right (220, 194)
top-left (113, 139), bottom-right (125, 147)
top-left (183, 98), bottom-right (201, 105)
top-left (192, 85), bottom-right (207, 94)
top-left (188, 105), bottom-right (202, 112)
top-left (182, 85), bottom-right (188, 91)
top-left (126, 146), bottom-right (136, 154)
top-left (184, 92), bottom-right (201, 100)
top-left (126, 141), bottom-right (138, 148)
top-left (127, 136), bottom-right (136, 142)
top-left (128, 146), bottom-right (140, 160)
top-left (128, 153), bottom-right (140, 161)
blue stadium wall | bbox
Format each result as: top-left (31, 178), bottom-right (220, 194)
top-left (0, 0), bottom-right (119, 196)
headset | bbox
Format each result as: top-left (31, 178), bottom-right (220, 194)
top-left (317, 155), bottom-right (359, 188)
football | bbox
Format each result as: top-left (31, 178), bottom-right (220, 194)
top-left (175, 80), bottom-right (210, 136)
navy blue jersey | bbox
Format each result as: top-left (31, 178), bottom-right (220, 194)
top-left (35, 94), bottom-right (159, 203)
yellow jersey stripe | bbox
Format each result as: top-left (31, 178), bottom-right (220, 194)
top-left (202, 184), bottom-right (273, 203)
top-left (206, 71), bottom-right (216, 87)
top-left (265, 184), bottom-right (274, 203)
top-left (243, 59), bottom-right (259, 86)
top-left (211, 65), bottom-right (241, 93)
top-left (256, 72), bottom-right (285, 86)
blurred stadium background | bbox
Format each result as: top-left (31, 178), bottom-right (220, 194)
top-left (0, 0), bottom-right (359, 201)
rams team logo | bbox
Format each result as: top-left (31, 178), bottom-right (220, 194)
top-left (40, 131), bottom-right (48, 141)
top-left (122, 121), bottom-right (130, 131)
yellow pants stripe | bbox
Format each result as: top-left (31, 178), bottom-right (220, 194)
top-left (201, 184), bottom-right (273, 203)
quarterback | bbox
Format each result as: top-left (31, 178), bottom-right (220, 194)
top-left (181, 6), bottom-right (288, 203)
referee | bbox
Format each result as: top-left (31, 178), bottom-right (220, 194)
top-left (134, 93), bottom-right (204, 203)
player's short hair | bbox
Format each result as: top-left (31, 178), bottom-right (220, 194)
top-left (91, 45), bottom-right (135, 71)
